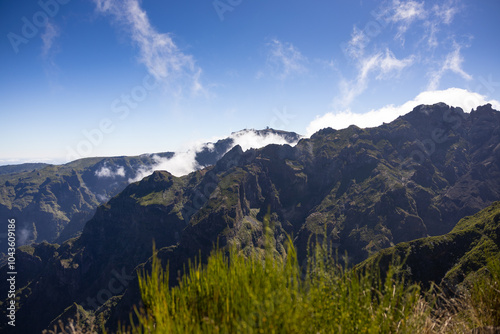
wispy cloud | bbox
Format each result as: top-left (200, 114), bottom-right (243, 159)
top-left (337, 0), bottom-right (467, 109)
top-left (41, 22), bottom-right (60, 59)
top-left (387, 0), bottom-right (427, 43)
top-left (230, 130), bottom-right (298, 151)
top-left (391, 0), bottom-right (426, 22)
top-left (372, 0), bottom-right (463, 49)
top-left (40, 21), bottom-right (62, 90)
top-left (427, 43), bottom-right (472, 90)
top-left (130, 150), bottom-right (200, 182)
top-left (93, 0), bottom-right (203, 94)
top-left (338, 48), bottom-right (415, 107)
top-left (265, 39), bottom-right (307, 80)
top-left (377, 49), bottom-right (415, 79)
top-left (307, 88), bottom-right (500, 135)
top-left (344, 27), bottom-right (368, 60)
top-left (423, 0), bottom-right (462, 48)
top-left (433, 0), bottom-right (460, 25)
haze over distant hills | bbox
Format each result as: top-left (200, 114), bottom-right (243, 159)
top-left (1, 103), bottom-right (499, 333)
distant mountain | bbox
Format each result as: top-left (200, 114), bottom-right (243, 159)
top-left (0, 154), bottom-right (171, 255)
top-left (0, 163), bottom-right (50, 175)
top-left (1, 103), bottom-right (499, 333)
top-left (0, 128), bottom-right (301, 255)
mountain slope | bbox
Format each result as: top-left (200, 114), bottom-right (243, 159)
top-left (0, 163), bottom-right (50, 175)
top-left (2, 103), bottom-right (500, 333)
top-left (359, 201), bottom-right (500, 290)
top-left (0, 154), bottom-right (172, 250)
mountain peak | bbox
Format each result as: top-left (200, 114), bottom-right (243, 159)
top-left (471, 103), bottom-right (497, 117)
top-left (410, 102), bottom-right (464, 116)
top-left (215, 144), bottom-right (246, 171)
top-left (230, 128), bottom-right (302, 142)
top-left (399, 103), bottom-right (467, 128)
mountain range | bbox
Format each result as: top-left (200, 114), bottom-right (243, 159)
top-left (1, 103), bottom-right (499, 333)
top-left (0, 128), bottom-right (301, 263)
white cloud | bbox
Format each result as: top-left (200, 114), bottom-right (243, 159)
top-left (344, 27), bottom-right (368, 60)
top-left (17, 227), bottom-right (33, 246)
top-left (338, 48), bottom-right (415, 107)
top-left (373, 0), bottom-right (462, 49)
top-left (335, 0), bottom-right (467, 113)
top-left (128, 130), bottom-right (301, 180)
top-left (95, 165), bottom-right (126, 178)
top-left (427, 43), bottom-right (472, 90)
top-left (424, 21), bottom-right (439, 48)
top-left (307, 88), bottom-right (500, 136)
top-left (128, 144), bottom-right (204, 182)
top-left (266, 39), bottom-right (307, 80)
top-left (41, 22), bottom-right (60, 58)
top-left (389, 0), bottom-right (427, 41)
top-left (230, 130), bottom-right (296, 151)
top-left (420, 0), bottom-right (461, 48)
top-left (338, 54), bottom-right (378, 108)
top-left (391, 0), bottom-right (426, 22)
top-left (377, 49), bottom-right (415, 79)
top-left (93, 0), bottom-right (202, 92)
top-left (433, 1), bottom-right (460, 25)
top-left (96, 194), bottom-right (110, 202)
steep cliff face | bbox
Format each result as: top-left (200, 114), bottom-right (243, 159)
top-left (2, 104), bottom-right (500, 333)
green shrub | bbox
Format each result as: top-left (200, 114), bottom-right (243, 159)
top-left (462, 258), bottom-right (500, 329)
top-left (127, 236), bottom-right (428, 333)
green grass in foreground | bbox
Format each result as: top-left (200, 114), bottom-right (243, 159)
top-left (125, 234), bottom-right (429, 334)
top-left (121, 231), bottom-right (500, 334)
top-left (46, 239), bottom-right (500, 333)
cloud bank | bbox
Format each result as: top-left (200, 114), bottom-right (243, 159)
top-left (129, 130), bottom-right (301, 181)
top-left (307, 88), bottom-right (500, 136)
top-left (230, 130), bottom-right (296, 151)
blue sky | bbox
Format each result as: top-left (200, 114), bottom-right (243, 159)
top-left (1, 0), bottom-right (499, 165)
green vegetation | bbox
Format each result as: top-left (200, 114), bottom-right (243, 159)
top-left (128, 252), bottom-right (417, 332)
top-left (359, 201), bottom-right (500, 290)
top-left (463, 258), bottom-right (500, 328)
top-left (124, 224), bottom-right (430, 334)
top-left (121, 227), bottom-right (500, 333)
top-left (35, 204), bottom-right (500, 333)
